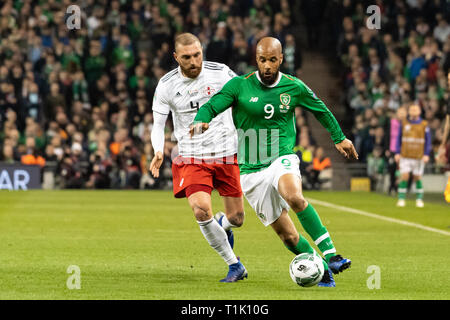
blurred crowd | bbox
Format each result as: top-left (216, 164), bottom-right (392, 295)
top-left (333, 0), bottom-right (450, 190)
top-left (0, 0), bottom-right (309, 190)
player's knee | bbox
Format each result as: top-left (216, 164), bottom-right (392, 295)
top-left (284, 194), bottom-right (308, 212)
top-left (191, 202), bottom-right (212, 222)
top-left (400, 173), bottom-right (410, 181)
top-left (227, 210), bottom-right (245, 227)
top-left (281, 232), bottom-right (299, 248)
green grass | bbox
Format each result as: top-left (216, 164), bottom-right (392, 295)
top-left (0, 190), bottom-right (449, 300)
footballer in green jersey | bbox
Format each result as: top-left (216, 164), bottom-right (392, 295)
top-left (191, 37), bottom-right (358, 287)
top-left (193, 62), bottom-right (346, 174)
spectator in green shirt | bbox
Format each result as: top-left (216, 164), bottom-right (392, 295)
top-left (84, 41), bottom-right (106, 85)
top-left (129, 65), bottom-right (149, 91)
top-left (112, 34), bottom-right (135, 69)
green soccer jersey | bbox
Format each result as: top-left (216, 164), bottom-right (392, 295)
top-left (194, 71), bottom-right (346, 174)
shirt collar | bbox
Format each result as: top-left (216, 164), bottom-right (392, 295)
top-left (256, 71), bottom-right (282, 88)
top-left (177, 64), bottom-right (204, 81)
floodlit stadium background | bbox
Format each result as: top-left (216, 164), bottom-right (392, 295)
top-left (0, 0), bottom-right (449, 301)
top-left (0, 0), bottom-right (448, 192)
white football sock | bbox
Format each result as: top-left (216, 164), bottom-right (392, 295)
top-left (220, 214), bottom-right (237, 231)
top-left (198, 217), bottom-right (238, 266)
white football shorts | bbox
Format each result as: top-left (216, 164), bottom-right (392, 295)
top-left (399, 157), bottom-right (425, 176)
top-left (240, 154), bottom-right (301, 227)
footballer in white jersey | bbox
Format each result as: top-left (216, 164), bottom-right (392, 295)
top-left (152, 60), bottom-right (238, 159)
top-left (149, 33), bottom-right (247, 283)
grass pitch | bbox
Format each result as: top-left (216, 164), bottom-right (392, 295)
top-left (0, 190), bottom-right (449, 300)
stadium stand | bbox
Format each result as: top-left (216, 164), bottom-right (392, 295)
top-left (337, 1), bottom-right (450, 165)
top-left (0, 0), bottom-right (321, 190)
top-left (333, 0), bottom-right (450, 190)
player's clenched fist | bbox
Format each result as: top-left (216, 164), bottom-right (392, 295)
top-left (149, 151), bottom-right (164, 178)
top-left (189, 122), bottom-right (209, 138)
top-left (335, 138), bottom-right (359, 160)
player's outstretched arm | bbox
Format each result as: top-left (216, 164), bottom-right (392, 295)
top-left (189, 122), bottom-right (210, 138)
top-left (149, 151), bottom-right (164, 178)
top-left (335, 138), bottom-right (359, 160)
top-left (296, 79), bottom-right (355, 158)
top-left (190, 77), bottom-right (240, 137)
top-left (150, 111), bottom-right (168, 178)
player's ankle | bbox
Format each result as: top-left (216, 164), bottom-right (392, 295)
top-left (324, 253), bottom-right (336, 264)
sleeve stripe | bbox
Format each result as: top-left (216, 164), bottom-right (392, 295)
top-left (161, 69), bottom-right (178, 82)
top-left (204, 66), bottom-right (224, 71)
top-left (204, 61), bottom-right (222, 67)
top-left (245, 71), bottom-right (256, 79)
top-left (283, 74), bottom-right (295, 81)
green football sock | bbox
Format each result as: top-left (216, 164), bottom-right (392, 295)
top-left (286, 236), bottom-right (328, 271)
top-left (296, 203), bottom-right (336, 263)
top-left (398, 180), bottom-right (407, 200)
top-left (415, 180), bottom-right (423, 200)
top-left (286, 235), bottom-right (314, 255)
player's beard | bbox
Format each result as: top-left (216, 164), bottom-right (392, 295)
top-left (258, 66), bottom-right (280, 86)
top-left (181, 64), bottom-right (202, 79)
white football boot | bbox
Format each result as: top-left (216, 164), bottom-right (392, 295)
top-left (396, 199), bottom-right (406, 207)
top-left (416, 199), bottom-right (424, 208)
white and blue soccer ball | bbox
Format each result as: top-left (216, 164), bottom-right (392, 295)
top-left (289, 251), bottom-right (324, 287)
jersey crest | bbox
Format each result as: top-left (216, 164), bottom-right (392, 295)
top-left (280, 93), bottom-right (291, 106)
top-left (280, 93), bottom-right (291, 113)
top-left (204, 86), bottom-right (216, 97)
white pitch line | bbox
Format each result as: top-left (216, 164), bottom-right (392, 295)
top-left (308, 198), bottom-right (450, 237)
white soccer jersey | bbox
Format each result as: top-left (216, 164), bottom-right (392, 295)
top-left (152, 61), bottom-right (238, 158)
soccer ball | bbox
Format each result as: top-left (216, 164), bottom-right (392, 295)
top-left (289, 252), bottom-right (324, 287)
